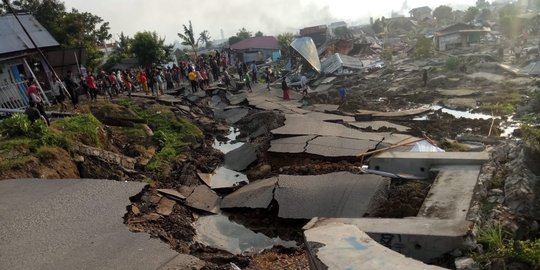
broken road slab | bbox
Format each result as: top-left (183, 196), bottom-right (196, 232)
top-left (221, 177), bottom-right (278, 209)
top-left (0, 178), bottom-right (187, 270)
top-left (304, 223), bottom-right (445, 270)
top-left (185, 185), bottom-right (221, 214)
top-left (222, 173), bottom-right (389, 219)
top-left (356, 107), bottom-right (431, 118)
top-left (306, 136), bottom-right (379, 157)
top-left (268, 135), bottom-right (317, 154)
top-left (275, 172), bottom-right (389, 218)
top-left (214, 107), bottom-right (249, 124)
top-left (224, 143), bottom-right (257, 171)
top-left (348, 121), bottom-right (410, 132)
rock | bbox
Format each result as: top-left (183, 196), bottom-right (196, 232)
top-left (73, 155), bottom-right (85, 162)
top-left (156, 197), bottom-right (176, 216)
top-left (490, 258), bottom-right (506, 270)
top-left (131, 205), bottom-right (141, 215)
top-left (143, 213), bottom-right (161, 221)
top-left (489, 189), bottom-right (504, 196)
top-left (455, 257), bottom-right (479, 270)
top-left (247, 164), bottom-right (272, 180)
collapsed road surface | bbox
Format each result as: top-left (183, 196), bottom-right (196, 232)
top-left (0, 179), bottom-right (205, 270)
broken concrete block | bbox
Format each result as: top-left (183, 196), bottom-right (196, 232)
top-left (185, 185), bottom-right (221, 214)
top-left (224, 143), bottom-right (257, 171)
top-left (221, 177), bottom-right (278, 209)
top-left (157, 189), bottom-right (186, 201)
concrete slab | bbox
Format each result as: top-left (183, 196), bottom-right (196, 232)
top-left (226, 92), bottom-right (247, 105)
top-left (185, 185), bottom-right (221, 214)
top-left (369, 151), bottom-right (489, 178)
top-left (158, 254), bottom-right (206, 270)
top-left (304, 223), bottom-right (445, 270)
top-left (306, 136), bottom-right (379, 157)
top-left (437, 89), bottom-right (479, 97)
top-left (305, 218), bottom-right (469, 265)
top-left (214, 107), bottom-right (249, 124)
top-left (194, 215), bottom-right (296, 255)
top-left (224, 143), bottom-right (257, 171)
top-left (157, 188), bottom-right (186, 200)
top-left (349, 121), bottom-right (410, 132)
top-left (275, 172), bottom-right (389, 219)
top-left (268, 135), bottom-right (316, 154)
top-left (221, 177), bottom-right (278, 209)
top-left (418, 166), bottom-right (481, 220)
top-left (443, 98), bottom-right (477, 109)
top-left (357, 107), bottom-right (431, 118)
top-left (0, 179), bottom-right (186, 270)
top-left (305, 104), bottom-right (340, 113)
top-left (197, 167), bottom-right (249, 189)
top-left (273, 115), bottom-right (417, 145)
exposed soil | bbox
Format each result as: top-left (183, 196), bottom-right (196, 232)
top-left (370, 179), bottom-right (432, 218)
top-left (0, 147), bottom-right (79, 179)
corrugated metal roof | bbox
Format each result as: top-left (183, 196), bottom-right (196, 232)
top-left (0, 14), bottom-right (59, 56)
top-left (230, 36), bottom-right (279, 50)
top-left (321, 53), bottom-right (363, 74)
top-left (290, 37), bottom-right (321, 73)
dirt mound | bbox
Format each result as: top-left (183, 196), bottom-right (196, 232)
top-left (0, 147), bottom-right (79, 180)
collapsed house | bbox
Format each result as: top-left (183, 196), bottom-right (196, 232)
top-left (434, 23), bottom-right (491, 51)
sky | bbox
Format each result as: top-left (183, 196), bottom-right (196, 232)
top-left (63, 0), bottom-right (477, 44)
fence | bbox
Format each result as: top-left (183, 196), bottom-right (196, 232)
top-left (0, 81), bottom-right (28, 112)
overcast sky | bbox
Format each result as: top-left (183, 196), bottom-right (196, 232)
top-left (63, 0), bottom-right (477, 44)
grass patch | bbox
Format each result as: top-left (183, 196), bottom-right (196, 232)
top-left (115, 101), bottom-right (203, 174)
top-left (440, 140), bottom-right (470, 152)
top-left (51, 114), bottom-right (103, 146)
top-left (0, 156), bottom-right (35, 172)
top-left (480, 103), bottom-right (516, 115)
top-left (474, 223), bottom-right (540, 268)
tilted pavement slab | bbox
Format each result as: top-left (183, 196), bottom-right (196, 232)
top-left (348, 121), bottom-right (411, 132)
top-left (275, 172), bottom-right (389, 219)
top-left (305, 136), bottom-right (380, 157)
top-left (268, 135), bottom-right (317, 154)
top-left (221, 177), bottom-right (278, 209)
top-left (0, 178), bottom-right (204, 270)
top-left (304, 222), bottom-right (448, 269)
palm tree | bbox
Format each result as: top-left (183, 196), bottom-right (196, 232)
top-left (199, 30), bottom-right (212, 49)
top-left (178, 21), bottom-right (199, 60)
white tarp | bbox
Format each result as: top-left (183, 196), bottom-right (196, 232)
top-left (290, 37), bottom-right (321, 73)
top-left (410, 140), bottom-right (445, 152)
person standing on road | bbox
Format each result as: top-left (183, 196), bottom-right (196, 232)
top-left (281, 77), bottom-right (290, 100)
top-left (188, 69), bottom-right (198, 93)
top-left (245, 72), bottom-right (252, 93)
top-left (265, 67), bottom-right (271, 91)
top-left (338, 84), bottom-right (348, 107)
top-left (422, 69), bottom-right (428, 87)
top-left (64, 70), bottom-right (79, 109)
top-left (51, 76), bottom-right (67, 111)
top-left (251, 62), bottom-right (258, 84)
top-left (139, 70), bottom-right (149, 95)
top-left (86, 73), bottom-right (98, 102)
top-left (26, 78), bottom-right (50, 125)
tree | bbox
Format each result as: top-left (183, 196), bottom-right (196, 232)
top-left (463, 6), bottom-right (479, 23)
top-left (255, 31), bottom-right (264, 37)
top-left (199, 30), bottom-right (212, 49)
top-left (131, 31), bottom-right (171, 68)
top-left (236, 27), bottom-right (252, 40)
top-left (415, 37), bottom-right (433, 59)
top-left (372, 18), bottom-right (385, 34)
top-left (476, 0), bottom-right (490, 9)
top-left (433, 5), bottom-right (453, 23)
top-left (228, 36), bottom-right (242, 45)
top-left (499, 4), bottom-right (521, 39)
top-left (277, 32), bottom-right (294, 57)
top-left (178, 21), bottom-right (199, 60)
top-left (103, 32), bottom-right (132, 70)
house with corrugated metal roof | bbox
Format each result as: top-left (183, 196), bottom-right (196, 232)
top-left (230, 36), bottom-right (281, 64)
top-left (0, 13), bottom-right (60, 110)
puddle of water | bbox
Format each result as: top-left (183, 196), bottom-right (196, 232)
top-left (213, 127), bottom-right (244, 154)
top-left (203, 167), bottom-right (249, 189)
top-left (501, 115), bottom-right (521, 138)
top-left (414, 105), bottom-right (500, 120)
top-left (194, 215), bottom-right (297, 255)
top-left (432, 105), bottom-right (499, 120)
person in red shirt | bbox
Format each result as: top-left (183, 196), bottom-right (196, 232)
top-left (139, 70), bottom-right (148, 95)
top-left (86, 74), bottom-right (97, 102)
top-left (26, 77), bottom-right (50, 125)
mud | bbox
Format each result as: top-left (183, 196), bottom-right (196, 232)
top-left (370, 179), bottom-right (432, 218)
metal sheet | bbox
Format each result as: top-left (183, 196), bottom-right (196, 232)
top-left (290, 37), bottom-right (321, 73)
top-left (0, 14), bottom-right (59, 55)
top-left (321, 53), bottom-right (363, 74)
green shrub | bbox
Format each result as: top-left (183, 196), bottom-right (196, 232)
top-left (0, 113), bottom-right (33, 138)
top-left (415, 37), bottom-right (433, 59)
top-left (445, 56), bottom-right (463, 71)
